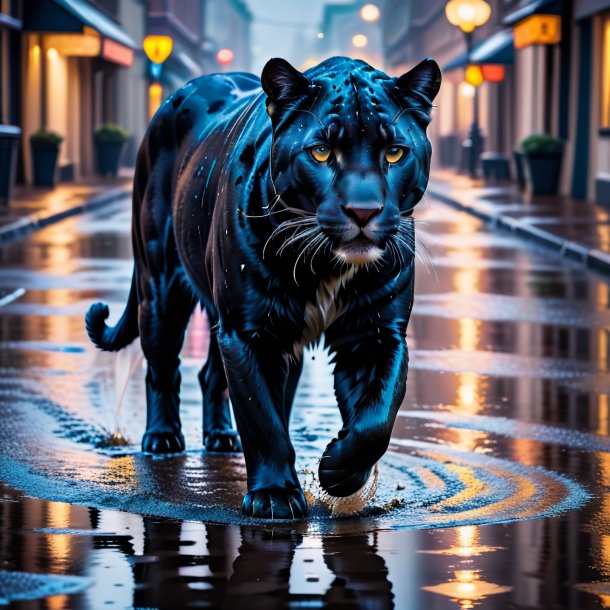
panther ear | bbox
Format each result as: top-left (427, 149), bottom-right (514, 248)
top-left (395, 58), bottom-right (442, 108)
top-left (261, 58), bottom-right (314, 117)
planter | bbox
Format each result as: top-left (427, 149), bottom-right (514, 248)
top-left (513, 150), bottom-right (526, 192)
top-left (30, 140), bottom-right (60, 187)
top-left (95, 140), bottom-right (125, 177)
top-left (0, 125), bottom-right (21, 207)
top-left (524, 150), bottom-right (564, 195)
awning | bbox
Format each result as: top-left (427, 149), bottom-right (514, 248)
top-left (470, 29), bottom-right (514, 64)
top-left (502, 0), bottom-right (561, 26)
top-left (23, 0), bottom-right (137, 65)
top-left (442, 29), bottom-right (514, 72)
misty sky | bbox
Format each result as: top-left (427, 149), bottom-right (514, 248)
top-left (244, 0), bottom-right (351, 73)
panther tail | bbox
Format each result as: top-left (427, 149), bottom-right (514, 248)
top-left (85, 268), bottom-right (139, 352)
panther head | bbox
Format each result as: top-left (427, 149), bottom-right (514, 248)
top-left (261, 56), bottom-right (441, 266)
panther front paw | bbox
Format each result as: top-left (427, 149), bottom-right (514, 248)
top-left (242, 487), bottom-right (307, 520)
top-left (204, 428), bottom-right (242, 453)
top-left (142, 430), bottom-right (185, 455)
top-left (318, 429), bottom-right (386, 497)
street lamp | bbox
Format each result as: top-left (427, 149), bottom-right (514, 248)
top-left (360, 3), bottom-right (380, 22)
top-left (143, 35), bottom-right (173, 121)
top-left (445, 0), bottom-right (491, 178)
top-left (352, 34), bottom-right (368, 48)
top-left (216, 48), bottom-right (235, 66)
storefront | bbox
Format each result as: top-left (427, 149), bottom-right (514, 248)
top-left (440, 28), bottom-right (515, 168)
top-left (573, 0), bottom-right (610, 203)
top-left (21, 0), bottom-right (136, 182)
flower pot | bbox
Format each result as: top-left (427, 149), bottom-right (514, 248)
top-left (30, 140), bottom-right (60, 187)
top-left (0, 125), bottom-right (21, 207)
top-left (513, 150), bottom-right (526, 192)
top-left (524, 150), bottom-right (564, 195)
top-left (95, 140), bottom-right (125, 177)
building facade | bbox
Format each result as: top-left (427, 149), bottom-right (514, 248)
top-left (321, 1), bottom-right (384, 69)
top-left (382, 0), bottom-right (610, 205)
top-left (3, 0), bottom-right (253, 188)
top-left (204, 0), bottom-right (252, 73)
top-left (21, 0), bottom-right (138, 182)
top-left (573, 0), bottom-right (610, 203)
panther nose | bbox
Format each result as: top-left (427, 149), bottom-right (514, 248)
top-left (343, 203), bottom-right (383, 228)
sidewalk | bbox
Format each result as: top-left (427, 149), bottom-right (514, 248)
top-left (428, 169), bottom-right (610, 275)
top-left (0, 172), bottom-right (133, 244)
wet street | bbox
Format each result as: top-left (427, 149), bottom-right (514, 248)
top-left (0, 194), bottom-right (609, 609)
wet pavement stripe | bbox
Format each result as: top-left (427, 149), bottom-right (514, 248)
top-left (398, 410), bottom-right (610, 452)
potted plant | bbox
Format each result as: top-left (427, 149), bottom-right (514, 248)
top-left (30, 129), bottom-right (63, 187)
top-left (520, 134), bottom-right (564, 196)
top-left (94, 124), bottom-right (130, 177)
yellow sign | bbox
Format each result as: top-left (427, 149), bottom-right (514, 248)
top-left (465, 64), bottom-right (484, 87)
top-left (514, 14), bottom-right (561, 49)
top-left (143, 35), bottom-right (173, 64)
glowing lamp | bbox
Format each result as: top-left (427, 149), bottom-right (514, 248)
top-left (143, 35), bottom-right (173, 64)
top-left (352, 34), bottom-right (368, 48)
top-left (481, 64), bottom-right (505, 82)
top-left (445, 0), bottom-right (491, 33)
top-left (465, 64), bottom-right (484, 87)
top-left (148, 82), bottom-right (163, 121)
top-left (216, 48), bottom-right (234, 65)
top-left (360, 3), bottom-right (380, 22)
top-left (458, 82), bottom-right (476, 98)
top-left (514, 14), bottom-right (561, 48)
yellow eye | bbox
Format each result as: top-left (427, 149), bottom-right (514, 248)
top-left (310, 145), bottom-right (331, 163)
top-left (385, 146), bottom-right (405, 164)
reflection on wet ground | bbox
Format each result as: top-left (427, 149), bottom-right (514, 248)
top-left (1, 200), bottom-right (610, 607)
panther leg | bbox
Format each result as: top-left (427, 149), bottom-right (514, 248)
top-left (199, 333), bottom-right (241, 452)
top-left (283, 356), bottom-right (303, 423)
top-left (320, 276), bottom-right (414, 497)
top-left (139, 279), bottom-right (196, 455)
top-left (217, 328), bottom-right (306, 519)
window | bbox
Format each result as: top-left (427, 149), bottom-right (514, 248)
top-left (602, 14), bottom-right (610, 128)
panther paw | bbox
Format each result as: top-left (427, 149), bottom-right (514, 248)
top-left (204, 429), bottom-right (242, 453)
top-left (242, 487), bottom-right (307, 520)
top-left (318, 429), bottom-right (385, 497)
top-left (142, 430), bottom-right (185, 455)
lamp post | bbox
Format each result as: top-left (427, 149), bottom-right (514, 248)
top-left (143, 35), bottom-right (173, 121)
top-left (445, 0), bottom-right (491, 178)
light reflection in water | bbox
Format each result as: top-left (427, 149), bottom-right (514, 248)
top-left (587, 289), bottom-right (610, 601)
top-left (449, 223), bottom-right (487, 453)
top-left (421, 526), bottom-right (511, 608)
top-left (420, 219), bottom-right (512, 606)
top-left (45, 502), bottom-right (71, 576)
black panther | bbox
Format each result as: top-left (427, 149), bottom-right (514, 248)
top-left (85, 56), bottom-right (441, 519)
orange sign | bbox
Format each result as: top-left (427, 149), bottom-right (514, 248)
top-left (514, 14), bottom-right (561, 49)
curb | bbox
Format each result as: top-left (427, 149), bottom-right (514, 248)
top-left (0, 186), bottom-right (130, 245)
top-left (428, 183), bottom-right (610, 276)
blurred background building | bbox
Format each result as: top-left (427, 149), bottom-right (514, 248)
top-left (1, 0), bottom-right (609, 209)
top-left (382, 0), bottom-right (610, 204)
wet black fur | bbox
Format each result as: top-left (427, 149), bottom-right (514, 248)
top-left (85, 56), bottom-right (441, 519)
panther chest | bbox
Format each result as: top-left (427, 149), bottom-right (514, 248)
top-left (290, 267), bottom-right (358, 358)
